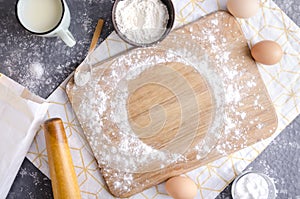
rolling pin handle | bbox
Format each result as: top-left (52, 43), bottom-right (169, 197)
top-left (43, 118), bottom-right (81, 199)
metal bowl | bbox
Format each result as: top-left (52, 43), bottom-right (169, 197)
top-left (231, 171), bottom-right (276, 199)
top-left (112, 0), bottom-right (175, 47)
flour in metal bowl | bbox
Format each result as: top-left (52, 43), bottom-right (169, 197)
top-left (114, 0), bottom-right (172, 46)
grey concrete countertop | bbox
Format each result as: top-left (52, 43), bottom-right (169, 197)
top-left (0, 0), bottom-right (299, 198)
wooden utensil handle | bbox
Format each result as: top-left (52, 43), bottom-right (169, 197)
top-left (43, 118), bottom-right (81, 199)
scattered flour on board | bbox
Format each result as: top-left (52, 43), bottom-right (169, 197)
top-left (74, 71), bottom-right (91, 86)
top-left (70, 15), bottom-right (272, 194)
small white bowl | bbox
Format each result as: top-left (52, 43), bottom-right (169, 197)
top-left (231, 171), bottom-right (276, 199)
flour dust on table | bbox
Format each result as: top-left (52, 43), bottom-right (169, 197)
top-left (29, 62), bottom-right (44, 79)
top-left (0, 0), bottom-right (114, 98)
top-left (7, 159), bottom-right (53, 199)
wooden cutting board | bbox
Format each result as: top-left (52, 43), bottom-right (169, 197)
top-left (66, 11), bottom-right (278, 197)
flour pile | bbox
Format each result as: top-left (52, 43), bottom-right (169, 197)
top-left (115, 0), bottom-right (169, 44)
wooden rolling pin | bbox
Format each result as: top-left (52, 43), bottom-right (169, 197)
top-left (43, 118), bottom-right (81, 199)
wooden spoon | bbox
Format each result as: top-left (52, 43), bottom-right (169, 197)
top-left (74, 19), bottom-right (104, 86)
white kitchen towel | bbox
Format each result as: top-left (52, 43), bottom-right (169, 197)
top-left (26, 0), bottom-right (300, 198)
top-left (0, 74), bottom-right (48, 198)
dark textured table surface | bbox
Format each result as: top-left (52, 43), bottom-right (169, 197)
top-left (0, 0), bottom-right (299, 198)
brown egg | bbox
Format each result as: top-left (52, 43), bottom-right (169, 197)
top-left (227, 0), bottom-right (259, 18)
top-left (251, 40), bottom-right (283, 65)
top-left (165, 176), bottom-right (197, 199)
